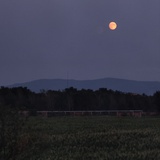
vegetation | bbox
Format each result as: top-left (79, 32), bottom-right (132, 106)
top-left (0, 86), bottom-right (160, 112)
top-left (0, 87), bottom-right (160, 159)
top-left (0, 105), bottom-right (25, 160)
top-left (1, 116), bottom-right (160, 160)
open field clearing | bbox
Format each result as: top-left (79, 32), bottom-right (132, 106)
top-left (10, 116), bottom-right (160, 159)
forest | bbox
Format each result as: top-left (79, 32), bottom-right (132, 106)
top-left (0, 86), bottom-right (160, 112)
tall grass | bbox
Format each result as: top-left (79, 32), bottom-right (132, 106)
top-left (16, 116), bottom-right (160, 159)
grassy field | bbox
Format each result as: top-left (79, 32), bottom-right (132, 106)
top-left (17, 116), bottom-right (160, 160)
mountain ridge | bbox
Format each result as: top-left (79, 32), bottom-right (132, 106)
top-left (6, 78), bottom-right (160, 95)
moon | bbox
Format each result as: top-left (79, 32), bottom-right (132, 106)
top-left (109, 22), bottom-right (117, 30)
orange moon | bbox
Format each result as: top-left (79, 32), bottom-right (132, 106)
top-left (109, 22), bottom-right (117, 30)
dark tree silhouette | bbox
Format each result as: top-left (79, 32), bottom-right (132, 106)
top-left (0, 86), bottom-right (159, 112)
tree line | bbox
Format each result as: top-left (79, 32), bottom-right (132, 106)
top-left (0, 86), bottom-right (160, 112)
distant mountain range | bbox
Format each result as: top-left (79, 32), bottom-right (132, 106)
top-left (7, 78), bottom-right (160, 95)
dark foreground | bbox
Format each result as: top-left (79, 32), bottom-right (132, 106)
top-left (8, 116), bottom-right (160, 159)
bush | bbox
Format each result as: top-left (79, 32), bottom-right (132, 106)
top-left (0, 105), bottom-right (25, 160)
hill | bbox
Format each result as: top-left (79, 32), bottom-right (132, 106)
top-left (7, 78), bottom-right (160, 95)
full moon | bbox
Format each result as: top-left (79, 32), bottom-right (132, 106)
top-left (109, 22), bottom-right (117, 30)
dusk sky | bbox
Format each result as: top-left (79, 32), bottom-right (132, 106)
top-left (0, 0), bottom-right (160, 86)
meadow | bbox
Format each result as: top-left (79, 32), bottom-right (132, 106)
top-left (17, 116), bottom-right (160, 160)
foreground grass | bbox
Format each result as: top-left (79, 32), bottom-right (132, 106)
top-left (18, 116), bottom-right (160, 160)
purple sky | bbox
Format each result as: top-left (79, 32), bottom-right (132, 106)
top-left (0, 0), bottom-right (160, 85)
